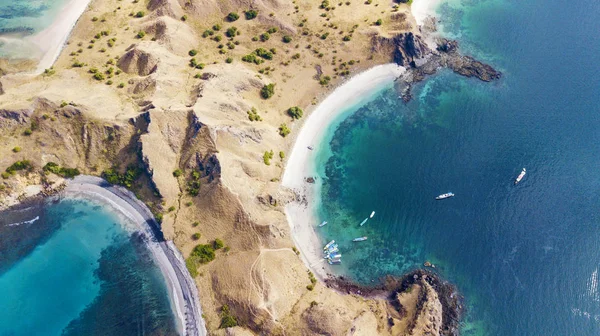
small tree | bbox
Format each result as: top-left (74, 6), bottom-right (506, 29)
top-left (279, 123), bottom-right (291, 137)
top-left (287, 106), bottom-right (303, 119)
top-left (226, 12), bottom-right (239, 21)
top-left (226, 27), bottom-right (238, 38)
top-left (245, 9), bottom-right (258, 20)
top-left (282, 35), bottom-right (292, 43)
top-left (261, 83), bottom-right (275, 99)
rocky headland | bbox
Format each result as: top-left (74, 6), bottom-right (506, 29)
top-left (0, 0), bottom-right (499, 334)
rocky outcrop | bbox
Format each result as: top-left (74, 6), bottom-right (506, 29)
top-left (372, 32), bottom-right (431, 67)
top-left (117, 47), bottom-right (159, 76)
top-left (147, 0), bottom-right (184, 19)
top-left (395, 37), bottom-right (502, 102)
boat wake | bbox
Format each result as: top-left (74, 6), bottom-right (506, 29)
top-left (6, 216), bottom-right (40, 227)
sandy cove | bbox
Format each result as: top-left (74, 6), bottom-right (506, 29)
top-left (25, 0), bottom-right (93, 74)
top-left (282, 63), bottom-right (405, 280)
top-left (63, 175), bottom-right (206, 336)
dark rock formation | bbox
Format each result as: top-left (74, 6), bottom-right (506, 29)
top-left (325, 269), bottom-right (463, 336)
top-left (372, 32), bottom-right (431, 67)
top-left (394, 37), bottom-right (502, 102)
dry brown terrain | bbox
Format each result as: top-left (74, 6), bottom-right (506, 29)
top-left (0, 0), bottom-right (452, 334)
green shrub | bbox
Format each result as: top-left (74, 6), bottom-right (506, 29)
top-left (190, 243), bottom-right (216, 263)
top-left (279, 123), bottom-right (290, 137)
top-left (245, 9), bottom-right (258, 20)
top-left (319, 75), bottom-right (331, 85)
top-left (213, 24), bottom-right (221, 31)
top-left (93, 72), bottom-right (105, 81)
top-left (173, 169), bottom-right (183, 177)
top-left (43, 162), bottom-right (80, 178)
top-left (168, 206), bottom-right (176, 212)
top-left (375, 19), bottom-right (382, 26)
top-left (260, 32), bottom-right (270, 41)
top-left (12, 146), bottom-right (22, 153)
top-left (320, 33), bottom-right (329, 40)
top-left (185, 258), bottom-right (198, 277)
top-left (247, 107), bottom-right (262, 121)
top-left (92, 16), bottom-right (98, 22)
top-left (267, 27), bottom-right (278, 34)
top-left (287, 106), bottom-right (303, 119)
top-left (192, 221), bottom-right (199, 227)
top-left (306, 284), bottom-right (315, 291)
top-left (255, 48), bottom-right (273, 60)
top-left (192, 233), bottom-right (201, 240)
top-left (214, 238), bottom-right (224, 249)
top-left (187, 170), bottom-right (202, 196)
top-left (279, 151), bottom-right (285, 159)
top-left (136, 31), bottom-right (145, 39)
top-left (226, 12), bottom-right (239, 22)
top-left (219, 305), bottom-right (238, 329)
top-left (213, 35), bottom-right (222, 42)
top-left (43, 68), bottom-right (55, 76)
top-left (5, 160), bottom-right (32, 175)
top-left (117, 83), bottom-right (125, 88)
top-left (343, 35), bottom-right (351, 41)
top-left (189, 49), bottom-right (198, 56)
top-left (1, 172), bottom-right (10, 179)
top-left (263, 150), bottom-right (274, 165)
top-left (101, 166), bottom-right (142, 188)
top-left (181, 15), bottom-right (187, 21)
top-left (23, 129), bottom-right (33, 136)
top-left (225, 27), bottom-right (238, 38)
top-left (135, 11), bottom-right (145, 18)
top-left (260, 83), bottom-right (275, 99)
top-left (202, 29), bottom-right (214, 38)
top-left (225, 57), bottom-right (233, 63)
top-left (282, 35), bottom-right (292, 43)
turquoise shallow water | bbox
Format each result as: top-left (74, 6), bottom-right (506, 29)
top-left (0, 0), bottom-right (69, 58)
top-left (0, 198), bottom-right (178, 335)
top-left (315, 0), bottom-right (600, 334)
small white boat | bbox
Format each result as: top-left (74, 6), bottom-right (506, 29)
top-left (515, 168), bottom-right (526, 185)
top-left (324, 246), bottom-right (339, 254)
top-left (323, 240), bottom-right (335, 250)
top-left (353, 237), bottom-right (368, 242)
top-left (328, 259), bottom-right (341, 265)
top-left (370, 211), bottom-right (375, 218)
top-left (318, 221), bottom-right (328, 227)
top-left (328, 253), bottom-right (342, 259)
top-left (435, 192), bottom-right (455, 200)
top-left (359, 218), bottom-right (368, 226)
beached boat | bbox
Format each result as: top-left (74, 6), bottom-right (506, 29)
top-left (370, 211), bottom-right (375, 218)
top-left (323, 240), bottom-right (335, 250)
top-left (318, 221), bottom-right (328, 227)
top-left (353, 237), bottom-right (368, 242)
top-left (515, 168), bottom-right (526, 185)
top-left (327, 253), bottom-right (342, 259)
top-left (307, 146), bottom-right (314, 150)
top-left (324, 246), bottom-right (339, 254)
top-left (435, 192), bottom-right (455, 200)
top-left (328, 259), bottom-right (341, 265)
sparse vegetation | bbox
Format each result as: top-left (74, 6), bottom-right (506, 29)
top-left (226, 12), bottom-right (239, 22)
top-left (43, 162), bottom-right (81, 178)
top-left (279, 123), bottom-right (291, 137)
top-left (181, 15), bottom-right (187, 21)
top-left (287, 106), bottom-right (303, 119)
top-left (226, 27), bottom-right (238, 38)
top-left (375, 18), bottom-right (383, 26)
top-left (135, 11), bottom-right (145, 18)
top-left (187, 170), bottom-right (202, 196)
top-left (219, 304), bottom-right (238, 329)
top-left (247, 107), bottom-right (262, 121)
top-left (225, 57), bottom-right (233, 63)
top-left (282, 35), bottom-right (292, 43)
top-left (279, 151), bottom-right (285, 159)
top-left (189, 49), bottom-right (198, 56)
top-left (173, 169), bottom-right (183, 177)
top-left (136, 31), bottom-right (145, 39)
top-left (101, 166), bottom-right (142, 188)
top-left (186, 243), bottom-right (216, 276)
top-left (263, 150), bottom-right (274, 165)
top-left (12, 147), bottom-right (21, 153)
top-left (260, 32), bottom-right (270, 41)
top-left (245, 9), bottom-right (258, 20)
top-left (4, 160), bottom-right (32, 178)
top-left (192, 233), bottom-right (201, 240)
top-left (260, 83), bottom-right (275, 99)
top-left (214, 238), bottom-right (224, 250)
top-left (43, 67), bottom-right (55, 76)
top-left (168, 206), bottom-right (176, 212)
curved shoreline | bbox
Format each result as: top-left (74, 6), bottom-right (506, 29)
top-left (63, 175), bottom-right (206, 336)
top-left (282, 64), bottom-right (404, 280)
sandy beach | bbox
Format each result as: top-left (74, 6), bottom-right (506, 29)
top-left (282, 64), bottom-right (405, 280)
top-left (63, 176), bottom-right (206, 336)
top-left (26, 0), bottom-right (92, 74)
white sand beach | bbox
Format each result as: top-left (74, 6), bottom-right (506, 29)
top-left (282, 64), bottom-right (405, 279)
top-left (27, 0), bottom-right (92, 74)
top-left (411, 0), bottom-right (445, 26)
top-left (64, 176), bottom-right (206, 336)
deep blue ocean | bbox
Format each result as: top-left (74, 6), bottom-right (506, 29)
top-left (0, 198), bottom-right (178, 336)
top-left (315, 0), bottom-right (600, 334)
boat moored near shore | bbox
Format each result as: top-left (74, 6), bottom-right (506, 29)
top-left (353, 237), bottom-right (368, 242)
